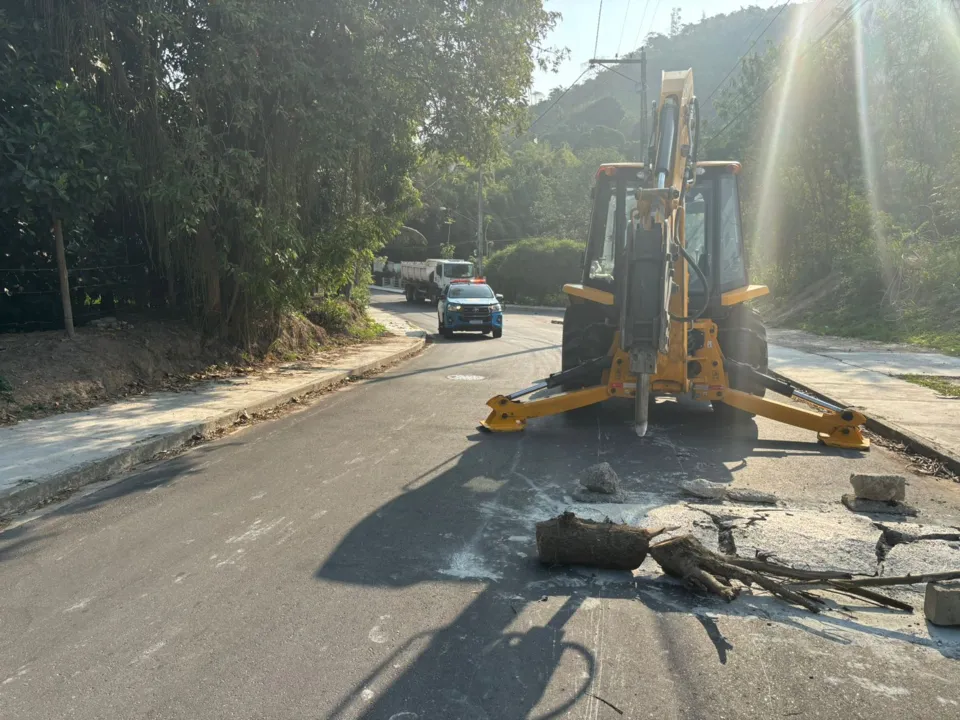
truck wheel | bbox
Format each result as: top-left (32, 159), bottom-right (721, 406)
top-left (561, 302), bottom-right (613, 390)
top-left (712, 305), bottom-right (768, 423)
top-left (492, 328), bottom-right (503, 339)
top-left (404, 286), bottom-right (414, 303)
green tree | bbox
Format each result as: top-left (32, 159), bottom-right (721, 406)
top-left (1, 0), bottom-right (558, 342)
top-left (485, 238), bottom-right (585, 304)
top-left (669, 8), bottom-right (684, 36)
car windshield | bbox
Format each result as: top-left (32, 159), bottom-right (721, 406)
top-left (448, 284), bottom-right (495, 299)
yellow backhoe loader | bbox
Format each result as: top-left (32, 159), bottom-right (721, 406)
top-left (482, 69), bottom-right (869, 450)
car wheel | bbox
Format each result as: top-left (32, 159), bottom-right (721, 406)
top-left (439, 316), bottom-right (454, 339)
top-left (492, 328), bottom-right (503, 339)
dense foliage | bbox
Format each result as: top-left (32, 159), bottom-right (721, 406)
top-left (484, 237), bottom-right (584, 305)
top-left (709, 0), bottom-right (960, 350)
top-left (7, 1), bottom-right (957, 351)
top-left (0, 0), bottom-right (556, 341)
top-left (411, 2), bottom-right (960, 350)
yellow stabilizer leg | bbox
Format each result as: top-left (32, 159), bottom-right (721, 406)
top-left (719, 388), bottom-right (870, 450)
top-left (482, 385), bottom-right (613, 432)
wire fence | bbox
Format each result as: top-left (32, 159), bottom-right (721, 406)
top-left (1, 263), bottom-right (153, 333)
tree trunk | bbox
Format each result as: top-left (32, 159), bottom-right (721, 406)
top-left (53, 218), bottom-right (75, 339)
top-left (535, 512), bottom-right (665, 571)
top-left (196, 218), bottom-right (221, 331)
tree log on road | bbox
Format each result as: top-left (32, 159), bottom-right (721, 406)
top-left (535, 512), bottom-right (667, 571)
top-left (648, 535), bottom-right (825, 612)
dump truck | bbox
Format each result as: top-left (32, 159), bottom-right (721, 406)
top-left (401, 259), bottom-right (476, 303)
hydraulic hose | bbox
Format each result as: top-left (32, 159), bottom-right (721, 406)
top-left (669, 241), bottom-right (711, 324)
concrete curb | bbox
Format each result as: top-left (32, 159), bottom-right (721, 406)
top-left (768, 367), bottom-right (960, 476)
top-left (0, 336), bottom-right (425, 518)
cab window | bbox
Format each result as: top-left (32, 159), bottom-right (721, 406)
top-left (444, 263), bottom-right (475, 279)
top-left (685, 188), bottom-right (709, 293)
top-left (718, 174), bottom-right (747, 291)
top-left (588, 179), bottom-right (639, 283)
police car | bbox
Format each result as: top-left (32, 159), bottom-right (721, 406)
top-left (437, 279), bottom-right (504, 339)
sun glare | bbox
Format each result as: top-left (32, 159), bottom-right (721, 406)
top-left (752, 5), bottom-right (811, 266)
top-left (852, 1), bottom-right (894, 292)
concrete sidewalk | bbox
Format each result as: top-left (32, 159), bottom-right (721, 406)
top-left (0, 308), bottom-right (425, 517)
top-left (768, 328), bottom-right (960, 469)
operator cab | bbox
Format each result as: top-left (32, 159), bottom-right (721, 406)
top-left (580, 162), bottom-right (751, 312)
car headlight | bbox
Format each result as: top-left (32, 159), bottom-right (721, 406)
top-left (490, 303), bottom-right (502, 312)
top-left (448, 304), bottom-right (462, 312)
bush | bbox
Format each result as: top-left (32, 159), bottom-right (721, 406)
top-left (310, 297), bottom-right (355, 334)
top-left (484, 237), bottom-right (584, 305)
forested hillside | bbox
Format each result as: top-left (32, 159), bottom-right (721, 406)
top-left (0, 1), bottom-right (555, 340)
top-left (408, 0), bottom-right (960, 352)
top-left (5, 0), bottom-right (959, 353)
top-left (403, 4), bottom-right (795, 260)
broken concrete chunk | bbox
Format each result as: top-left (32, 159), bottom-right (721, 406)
top-left (581, 463), bottom-right (620, 495)
top-left (573, 462), bottom-right (624, 503)
top-left (841, 494), bottom-right (918, 517)
top-left (925, 582), bottom-right (960, 626)
top-left (680, 479), bottom-right (728, 500)
top-left (572, 488), bottom-right (625, 503)
top-left (850, 473), bottom-right (906, 502)
top-left (679, 479), bottom-right (777, 504)
top-left (726, 488), bottom-right (778, 505)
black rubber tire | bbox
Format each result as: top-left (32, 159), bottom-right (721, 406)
top-left (405, 286), bottom-right (414, 303)
top-left (438, 314), bottom-right (454, 339)
top-left (492, 328), bottom-right (503, 339)
top-left (712, 304), bottom-right (769, 422)
top-left (561, 302), bottom-right (612, 390)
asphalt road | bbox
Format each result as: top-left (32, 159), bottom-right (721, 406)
top-left (3, 289), bottom-right (960, 720)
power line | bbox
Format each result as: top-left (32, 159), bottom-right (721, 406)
top-left (808, 0), bottom-right (849, 41)
top-left (704, 0), bottom-right (871, 149)
top-left (704, 1), bottom-right (793, 105)
top-left (742, 6), bottom-right (780, 47)
top-left (518, 67), bottom-right (594, 142)
top-left (594, 62), bottom-right (636, 84)
top-left (645, 0), bottom-right (663, 40)
top-left (616, 0), bottom-right (633, 56)
top-left (632, 0), bottom-right (652, 50)
top-left (593, 0), bottom-right (605, 58)
top-left (634, 0), bottom-right (661, 47)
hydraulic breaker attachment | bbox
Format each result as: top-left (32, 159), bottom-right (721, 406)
top-left (712, 360), bottom-right (870, 450)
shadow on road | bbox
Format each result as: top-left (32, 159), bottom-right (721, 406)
top-left (312, 396), bottom-right (887, 718)
top-left (360, 343), bottom-right (562, 388)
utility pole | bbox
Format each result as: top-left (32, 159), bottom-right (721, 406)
top-left (589, 53), bottom-right (649, 162)
top-left (639, 47), bottom-right (648, 149)
top-left (476, 169), bottom-right (484, 275)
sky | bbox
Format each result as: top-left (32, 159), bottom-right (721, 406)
top-left (532, 0), bottom-right (783, 97)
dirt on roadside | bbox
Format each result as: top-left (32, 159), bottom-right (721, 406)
top-left (0, 303), bottom-right (382, 425)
